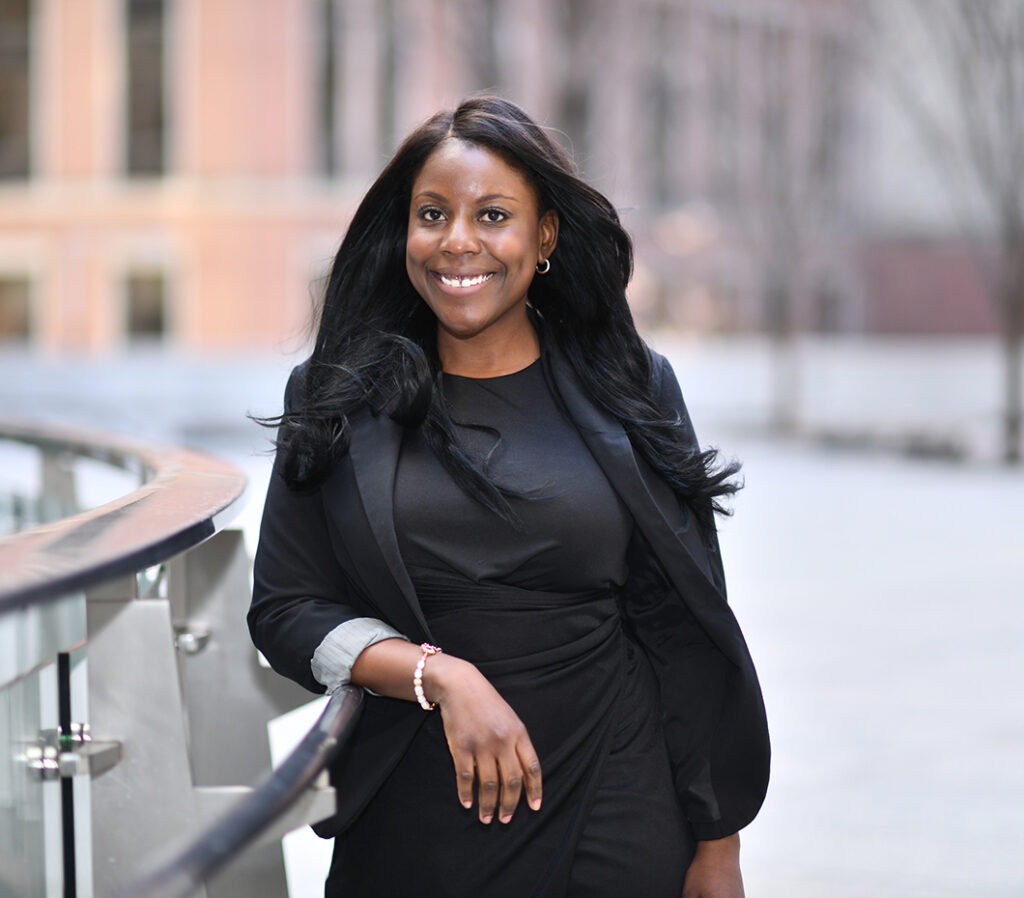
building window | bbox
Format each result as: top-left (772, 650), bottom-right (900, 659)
top-left (463, 0), bottom-right (501, 91)
top-left (559, 0), bottom-right (592, 170)
top-left (377, 0), bottom-right (399, 158)
top-left (648, 5), bottom-right (671, 209)
top-left (0, 0), bottom-right (31, 179)
top-left (0, 276), bottom-right (31, 341)
top-left (814, 32), bottom-right (845, 211)
top-left (125, 0), bottom-right (166, 176)
top-left (816, 279), bottom-right (842, 333)
top-left (316, 0), bottom-right (338, 177)
top-left (125, 272), bottom-right (166, 339)
top-left (710, 15), bottom-right (740, 210)
top-left (760, 25), bottom-right (790, 186)
top-left (649, 5), bottom-right (689, 210)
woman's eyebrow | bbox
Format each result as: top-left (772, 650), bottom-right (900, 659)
top-left (477, 193), bottom-right (519, 203)
top-left (411, 191), bottom-right (521, 204)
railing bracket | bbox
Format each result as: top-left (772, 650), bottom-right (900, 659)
top-left (174, 623), bottom-right (212, 655)
top-left (23, 725), bottom-right (122, 781)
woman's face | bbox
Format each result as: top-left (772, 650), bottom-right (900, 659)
top-left (406, 139), bottom-right (558, 353)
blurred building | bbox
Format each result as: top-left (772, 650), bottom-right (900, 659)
top-left (2, 0), bottom-right (367, 354)
top-left (3, 0), bottom-right (967, 356)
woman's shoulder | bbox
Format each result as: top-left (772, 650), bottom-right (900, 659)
top-left (638, 344), bottom-right (696, 438)
top-left (639, 344), bottom-right (677, 400)
top-left (642, 343), bottom-right (671, 377)
top-left (282, 359), bottom-right (312, 412)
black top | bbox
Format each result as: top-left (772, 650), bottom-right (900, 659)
top-left (394, 357), bottom-right (632, 593)
top-left (336, 357), bottom-right (691, 897)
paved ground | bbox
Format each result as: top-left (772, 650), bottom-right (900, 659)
top-left (715, 436), bottom-right (1024, 897)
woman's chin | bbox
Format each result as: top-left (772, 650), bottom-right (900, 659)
top-left (430, 299), bottom-right (534, 350)
top-left (437, 319), bottom-right (489, 342)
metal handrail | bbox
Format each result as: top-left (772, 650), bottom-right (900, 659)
top-left (0, 420), bottom-right (247, 611)
top-left (111, 685), bottom-right (364, 898)
top-left (1, 421), bottom-right (357, 897)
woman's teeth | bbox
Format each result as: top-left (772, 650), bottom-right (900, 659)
top-left (438, 272), bottom-right (494, 288)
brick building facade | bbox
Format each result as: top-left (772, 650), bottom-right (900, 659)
top-left (5, 0), bottom-right (967, 355)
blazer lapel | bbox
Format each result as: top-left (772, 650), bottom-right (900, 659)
top-left (543, 345), bottom-right (750, 664)
top-left (345, 410), bottom-right (433, 640)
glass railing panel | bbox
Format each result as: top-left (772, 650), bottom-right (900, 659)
top-left (0, 649), bottom-right (62, 897)
top-left (0, 592), bottom-right (88, 897)
top-left (0, 438), bottom-right (44, 537)
top-left (68, 643), bottom-right (93, 898)
top-left (0, 436), bottom-right (143, 540)
top-left (71, 454), bottom-right (142, 517)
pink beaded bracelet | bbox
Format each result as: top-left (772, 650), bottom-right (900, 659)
top-left (413, 643), bottom-right (443, 710)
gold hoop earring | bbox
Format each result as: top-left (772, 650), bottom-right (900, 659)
top-left (536, 258), bottom-right (551, 274)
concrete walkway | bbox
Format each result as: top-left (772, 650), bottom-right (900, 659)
top-left (718, 437), bottom-right (1024, 897)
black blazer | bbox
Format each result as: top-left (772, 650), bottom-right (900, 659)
top-left (249, 343), bottom-right (769, 842)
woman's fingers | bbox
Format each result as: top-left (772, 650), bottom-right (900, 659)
top-left (518, 742), bottom-right (543, 812)
top-left (497, 758), bottom-right (523, 824)
top-left (475, 757), bottom-right (501, 824)
top-left (481, 737), bottom-right (544, 824)
top-left (453, 751), bottom-right (476, 810)
top-left (450, 742), bottom-right (543, 824)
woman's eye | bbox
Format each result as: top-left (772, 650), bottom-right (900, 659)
top-left (480, 208), bottom-right (508, 223)
top-left (419, 208), bottom-right (445, 222)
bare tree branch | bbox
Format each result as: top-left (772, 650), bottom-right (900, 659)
top-left (872, 0), bottom-right (1024, 461)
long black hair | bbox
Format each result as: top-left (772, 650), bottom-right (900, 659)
top-left (271, 96), bottom-right (739, 531)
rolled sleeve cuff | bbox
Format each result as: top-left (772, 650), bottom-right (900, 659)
top-left (311, 617), bottom-right (408, 694)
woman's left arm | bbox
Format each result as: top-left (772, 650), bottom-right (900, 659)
top-left (641, 350), bottom-right (768, 884)
top-left (682, 834), bottom-right (744, 898)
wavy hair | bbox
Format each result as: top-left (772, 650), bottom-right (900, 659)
top-left (269, 96), bottom-right (739, 531)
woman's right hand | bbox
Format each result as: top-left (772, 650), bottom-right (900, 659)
top-left (425, 653), bottom-right (543, 824)
top-left (350, 638), bottom-right (542, 825)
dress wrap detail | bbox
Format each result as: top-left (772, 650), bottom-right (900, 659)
top-left (328, 575), bottom-right (683, 898)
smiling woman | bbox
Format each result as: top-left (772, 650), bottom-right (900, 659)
top-left (249, 96), bottom-right (769, 898)
top-left (405, 139), bottom-right (558, 375)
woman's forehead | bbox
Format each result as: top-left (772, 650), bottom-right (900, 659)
top-left (412, 139), bottom-right (536, 201)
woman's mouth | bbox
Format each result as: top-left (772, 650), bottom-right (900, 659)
top-left (434, 272), bottom-right (495, 289)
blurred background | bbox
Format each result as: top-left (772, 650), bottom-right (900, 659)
top-left (1, 0), bottom-right (1022, 895)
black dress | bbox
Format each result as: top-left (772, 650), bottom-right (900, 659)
top-left (326, 359), bottom-right (694, 897)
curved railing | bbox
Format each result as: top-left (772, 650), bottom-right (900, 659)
top-left (115, 686), bottom-right (363, 898)
top-left (0, 421), bottom-right (353, 898)
top-left (0, 420), bottom-right (246, 612)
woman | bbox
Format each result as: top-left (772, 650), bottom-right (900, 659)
top-left (250, 96), bottom-right (769, 897)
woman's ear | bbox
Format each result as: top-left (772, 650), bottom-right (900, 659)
top-left (539, 210), bottom-right (559, 262)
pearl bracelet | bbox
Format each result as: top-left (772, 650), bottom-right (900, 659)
top-left (413, 643), bottom-right (443, 711)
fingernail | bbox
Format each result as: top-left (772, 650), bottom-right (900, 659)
top-left (461, 800), bottom-right (473, 809)
top-left (500, 814), bottom-right (512, 824)
top-left (481, 815), bottom-right (493, 825)
top-left (529, 799), bottom-right (541, 811)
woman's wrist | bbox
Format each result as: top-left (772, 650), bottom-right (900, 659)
top-left (349, 637), bottom-right (480, 708)
top-left (421, 652), bottom-right (475, 706)
top-left (694, 833), bottom-right (740, 859)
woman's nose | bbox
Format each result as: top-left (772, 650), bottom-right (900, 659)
top-left (441, 214), bottom-right (480, 254)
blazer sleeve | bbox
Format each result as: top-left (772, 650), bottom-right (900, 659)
top-left (248, 365), bottom-right (390, 694)
top-left (618, 351), bottom-right (769, 840)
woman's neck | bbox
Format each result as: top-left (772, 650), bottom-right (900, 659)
top-left (437, 322), bottom-right (540, 378)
